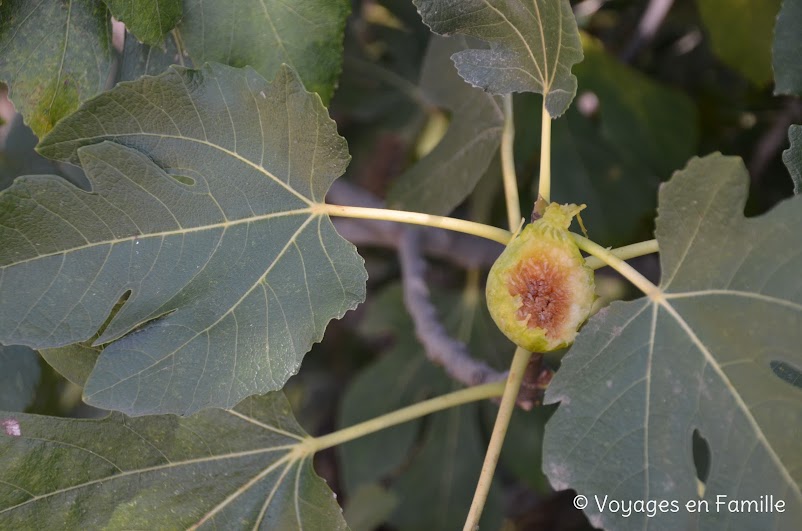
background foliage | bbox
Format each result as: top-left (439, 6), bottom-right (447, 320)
top-left (1, 0), bottom-right (801, 529)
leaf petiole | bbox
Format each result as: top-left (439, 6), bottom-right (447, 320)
top-left (316, 203), bottom-right (512, 244)
top-left (583, 238), bottom-right (659, 270)
top-left (501, 94), bottom-right (522, 230)
top-left (300, 381), bottom-right (506, 455)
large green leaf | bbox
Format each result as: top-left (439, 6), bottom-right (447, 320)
top-left (386, 36), bottom-right (504, 216)
top-left (0, 0), bottom-right (112, 138)
top-left (697, 0), bottom-right (782, 86)
top-left (0, 345), bottom-right (40, 412)
top-left (102, 0), bottom-right (181, 46)
top-left (543, 153), bottom-right (802, 529)
top-left (784, 125), bottom-right (802, 194)
top-left (0, 63), bottom-right (367, 416)
top-left (773, 0), bottom-right (802, 95)
top-left (413, 0), bottom-right (583, 117)
top-left (176, 0), bottom-right (350, 103)
top-left (0, 392), bottom-right (347, 529)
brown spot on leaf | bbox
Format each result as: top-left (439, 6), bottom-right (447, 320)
top-left (507, 257), bottom-right (570, 337)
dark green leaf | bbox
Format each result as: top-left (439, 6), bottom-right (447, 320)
top-left (784, 125), bottom-right (802, 193)
top-left (543, 153), bottom-right (802, 529)
top-left (414, 0), bottom-right (583, 117)
top-left (386, 36), bottom-right (504, 216)
top-left (102, 0), bottom-right (181, 46)
top-left (773, 0), bottom-right (802, 95)
top-left (1, 64), bottom-right (367, 416)
top-left (119, 30), bottom-right (187, 81)
top-left (338, 284), bottom-right (503, 531)
top-left (0, 392), bottom-right (347, 529)
top-left (343, 484), bottom-right (398, 531)
top-left (176, 0), bottom-right (350, 103)
top-left (697, 0), bottom-right (782, 85)
top-left (0, 345), bottom-right (40, 412)
top-left (0, 0), bottom-right (112, 137)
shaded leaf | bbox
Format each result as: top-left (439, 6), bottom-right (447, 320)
top-left (0, 345), bottom-right (40, 412)
top-left (102, 0), bottom-right (181, 46)
top-left (773, 0), bottom-right (802, 95)
top-left (697, 0), bottom-right (782, 85)
top-left (414, 0), bottom-right (583, 117)
top-left (176, 0), bottom-right (350, 103)
top-left (386, 36), bottom-right (504, 216)
top-left (543, 153), bottom-right (802, 530)
top-left (338, 284), bottom-right (504, 531)
top-left (784, 125), bottom-right (802, 194)
top-left (1, 63), bottom-right (367, 416)
top-left (0, 0), bottom-right (112, 137)
top-left (343, 483), bottom-right (399, 531)
top-left (0, 392), bottom-right (348, 529)
top-left (119, 29), bottom-right (187, 81)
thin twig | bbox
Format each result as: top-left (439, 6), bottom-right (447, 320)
top-left (328, 180), bottom-right (504, 269)
top-left (621, 0), bottom-right (675, 62)
top-left (399, 229), bottom-right (507, 388)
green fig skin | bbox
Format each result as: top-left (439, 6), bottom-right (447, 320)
top-left (486, 204), bottom-right (595, 352)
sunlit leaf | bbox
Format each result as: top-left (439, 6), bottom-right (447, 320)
top-left (414, 0), bottom-right (583, 117)
top-left (1, 63), bottom-right (367, 416)
top-left (102, 0), bottom-right (181, 46)
top-left (697, 0), bottom-right (782, 85)
top-left (386, 36), bottom-right (504, 216)
top-left (0, 345), bottom-right (40, 412)
top-left (0, 0), bottom-right (112, 137)
top-left (177, 0), bottom-right (350, 103)
top-left (784, 125), bottom-right (802, 194)
top-left (773, 0), bottom-right (802, 95)
top-left (0, 392), bottom-right (347, 529)
top-left (543, 153), bottom-right (802, 529)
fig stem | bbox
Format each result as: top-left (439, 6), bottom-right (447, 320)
top-left (538, 104), bottom-right (552, 203)
top-left (501, 94), bottom-right (522, 231)
top-left (572, 233), bottom-right (661, 298)
top-left (583, 238), bottom-right (659, 269)
top-left (301, 381), bottom-right (506, 454)
top-left (464, 346), bottom-right (533, 531)
top-left (316, 203), bottom-right (512, 244)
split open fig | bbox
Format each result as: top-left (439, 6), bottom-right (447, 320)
top-left (486, 203), bottom-right (595, 352)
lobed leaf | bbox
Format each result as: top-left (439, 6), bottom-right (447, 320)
top-left (414, 0), bottom-right (583, 117)
top-left (0, 63), bottom-right (367, 416)
top-left (0, 0), bottom-right (113, 137)
top-left (386, 36), bottom-right (504, 216)
top-left (773, 0), bottom-right (802, 96)
top-left (0, 392), bottom-right (347, 529)
top-left (543, 153), bottom-right (802, 529)
top-left (102, 0), bottom-right (181, 46)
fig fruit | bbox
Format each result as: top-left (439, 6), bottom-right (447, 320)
top-left (486, 203), bottom-right (595, 352)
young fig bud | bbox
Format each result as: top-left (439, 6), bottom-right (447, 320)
top-left (486, 203), bottom-right (595, 352)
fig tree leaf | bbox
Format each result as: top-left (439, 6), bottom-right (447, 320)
top-left (0, 392), bottom-right (348, 529)
top-left (414, 0), bottom-right (583, 117)
top-left (119, 29), bottom-right (187, 81)
top-left (0, 345), bottom-right (40, 412)
top-left (0, 0), bottom-right (112, 138)
top-left (176, 0), bottom-right (350, 104)
top-left (773, 0), bottom-right (802, 95)
top-left (784, 125), bottom-right (802, 194)
top-left (697, 0), bottom-right (782, 86)
top-left (102, 0), bottom-right (181, 46)
top-left (386, 36), bottom-right (504, 216)
top-left (1, 63), bottom-right (367, 417)
top-left (543, 153), bottom-right (802, 530)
